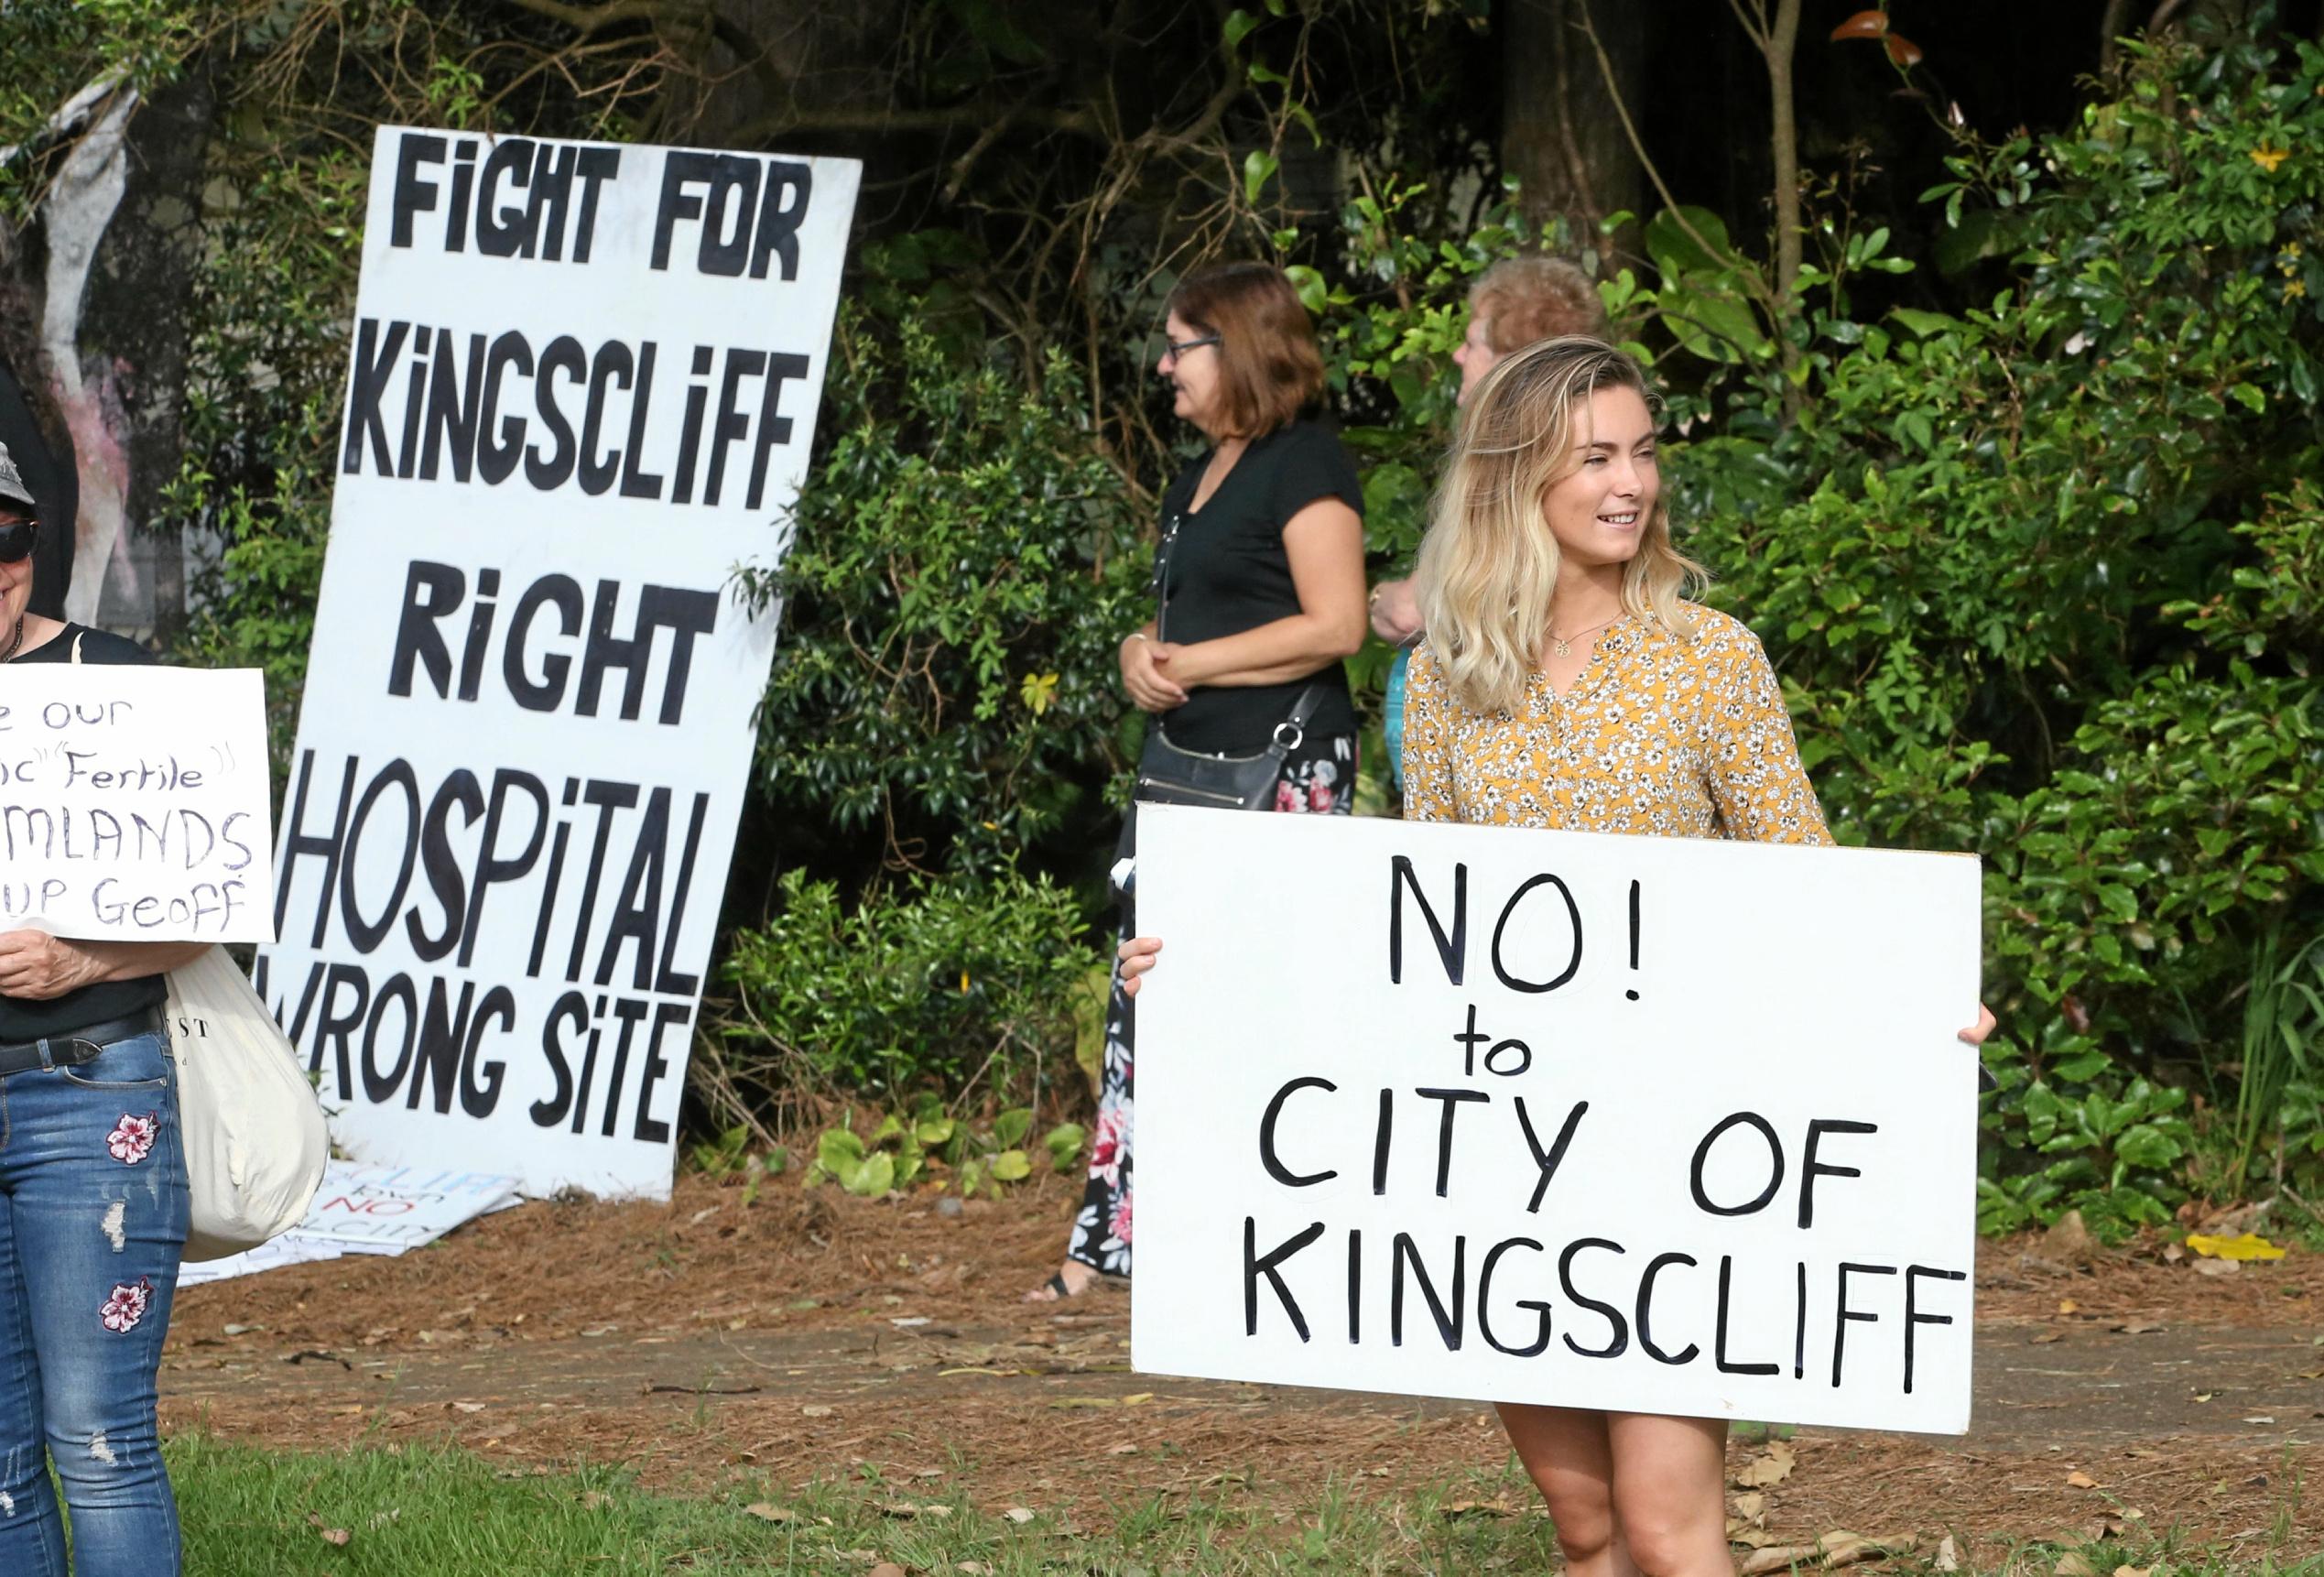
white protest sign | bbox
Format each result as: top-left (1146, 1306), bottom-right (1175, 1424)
top-left (1131, 806), bottom-right (1983, 1435)
top-left (290, 1160), bottom-right (520, 1255)
top-left (0, 667), bottom-right (272, 942)
top-left (256, 128), bottom-right (860, 1197)
top-left (174, 1160), bottom-right (520, 1285)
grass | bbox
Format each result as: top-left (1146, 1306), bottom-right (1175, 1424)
top-left (165, 1433), bottom-right (2319, 1576)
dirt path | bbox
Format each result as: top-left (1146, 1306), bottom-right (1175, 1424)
top-left (162, 1174), bottom-right (2324, 1563)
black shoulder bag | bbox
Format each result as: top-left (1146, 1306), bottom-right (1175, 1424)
top-left (1132, 505), bottom-right (1323, 811)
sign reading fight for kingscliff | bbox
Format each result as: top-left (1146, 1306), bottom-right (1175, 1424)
top-left (1131, 807), bottom-right (1984, 1434)
top-left (257, 127), bottom-right (859, 1198)
top-left (0, 667), bottom-right (272, 942)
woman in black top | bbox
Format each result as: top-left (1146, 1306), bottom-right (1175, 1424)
top-left (0, 440), bottom-right (207, 1575)
top-left (1027, 263), bottom-right (1366, 1300)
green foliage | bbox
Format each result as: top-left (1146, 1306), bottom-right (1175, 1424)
top-left (2226, 924), bottom-right (2324, 1196)
top-left (167, 149), bottom-right (363, 766)
top-left (1630, 31), bottom-right (2324, 1229)
top-left (740, 248), bottom-right (1152, 876)
top-left (717, 865), bottom-right (1100, 1103)
top-left (798, 1093), bottom-right (1085, 1198)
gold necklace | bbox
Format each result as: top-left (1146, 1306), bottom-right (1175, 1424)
top-left (1548, 614), bottom-right (1618, 658)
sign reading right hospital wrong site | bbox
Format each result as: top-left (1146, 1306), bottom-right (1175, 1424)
top-left (258, 127), bottom-right (861, 1199)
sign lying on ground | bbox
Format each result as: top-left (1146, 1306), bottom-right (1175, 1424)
top-left (177, 1160), bottom-right (520, 1286)
top-left (256, 127), bottom-right (860, 1197)
top-left (1130, 807), bottom-right (1984, 1435)
top-left (0, 666), bottom-right (271, 941)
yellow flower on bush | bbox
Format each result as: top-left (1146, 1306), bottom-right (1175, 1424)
top-left (1020, 671), bottom-right (1060, 714)
top-left (2250, 145), bottom-right (2291, 173)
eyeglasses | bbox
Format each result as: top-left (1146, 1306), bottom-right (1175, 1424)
top-left (1160, 332), bottom-right (1222, 364)
top-left (0, 519), bottom-right (35, 564)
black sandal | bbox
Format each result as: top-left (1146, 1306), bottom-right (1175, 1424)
top-left (1022, 1269), bottom-right (1087, 1304)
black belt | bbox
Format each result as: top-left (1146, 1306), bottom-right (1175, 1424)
top-left (0, 1005), bottom-right (166, 1078)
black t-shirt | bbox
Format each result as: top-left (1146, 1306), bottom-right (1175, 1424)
top-left (1151, 420), bottom-right (1363, 753)
top-left (0, 623), bottom-right (171, 1042)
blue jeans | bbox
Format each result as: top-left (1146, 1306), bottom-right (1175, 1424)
top-left (0, 1029), bottom-right (187, 1575)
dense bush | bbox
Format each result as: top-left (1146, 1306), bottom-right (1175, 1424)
top-left (1644, 34), bottom-right (2324, 1230)
top-left (737, 240), bottom-right (1152, 877)
top-left (709, 864), bottom-right (1098, 1114)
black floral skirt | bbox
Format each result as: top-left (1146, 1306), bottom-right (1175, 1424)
top-left (1066, 733), bottom-right (1357, 1278)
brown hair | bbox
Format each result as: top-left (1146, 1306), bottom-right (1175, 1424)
top-left (1166, 262), bottom-right (1325, 439)
top-left (1468, 256), bottom-right (1608, 353)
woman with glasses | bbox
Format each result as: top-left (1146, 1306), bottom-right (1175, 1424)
top-left (0, 438), bottom-right (206, 1574)
top-left (1027, 262), bottom-right (1367, 1300)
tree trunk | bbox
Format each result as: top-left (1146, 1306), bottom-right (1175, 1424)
top-left (1766, 0), bottom-right (1800, 312)
top-left (1498, 0), bottom-right (1645, 263)
top-left (11, 64), bottom-right (213, 641)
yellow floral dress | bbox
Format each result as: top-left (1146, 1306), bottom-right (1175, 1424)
top-left (1399, 604), bottom-right (1830, 844)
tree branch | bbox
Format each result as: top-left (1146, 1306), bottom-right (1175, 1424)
top-left (1765, 0), bottom-right (1801, 313)
top-left (1573, 0), bottom-right (1765, 308)
top-left (2098, 0), bottom-right (2135, 74)
top-left (727, 100), bottom-right (1102, 146)
top-left (497, 0), bottom-right (706, 38)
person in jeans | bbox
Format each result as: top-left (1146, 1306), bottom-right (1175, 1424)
top-left (1026, 263), bottom-right (1367, 1300)
top-left (0, 439), bottom-right (207, 1575)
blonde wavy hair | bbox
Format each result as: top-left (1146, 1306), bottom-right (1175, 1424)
top-left (1415, 336), bottom-right (1703, 717)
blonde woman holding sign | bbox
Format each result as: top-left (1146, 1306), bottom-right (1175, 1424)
top-left (1117, 340), bottom-right (1993, 1576)
top-left (0, 440), bottom-right (207, 1576)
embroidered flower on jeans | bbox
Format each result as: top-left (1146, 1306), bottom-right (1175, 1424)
top-left (100, 1277), bottom-right (152, 1334)
top-left (106, 1114), bottom-right (158, 1166)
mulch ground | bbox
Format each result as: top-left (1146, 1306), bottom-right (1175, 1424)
top-left (163, 1171), bottom-right (2324, 1566)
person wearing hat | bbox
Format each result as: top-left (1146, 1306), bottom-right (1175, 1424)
top-left (0, 437), bottom-right (208, 1575)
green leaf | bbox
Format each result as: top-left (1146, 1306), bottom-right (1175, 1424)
top-left (817, 1129), bottom-right (865, 1175)
top-left (990, 1149), bottom-right (1033, 1182)
top-left (841, 1152), bottom-right (896, 1198)
top-left (1644, 205), bottom-right (1742, 276)
top-left (1044, 1122), bottom-right (1087, 1170)
top-left (994, 1107), bottom-right (1035, 1148)
top-left (1223, 7), bottom-right (1260, 49)
top-left (1887, 307), bottom-right (1960, 338)
top-left (1243, 149), bottom-right (1280, 206)
top-left (2113, 1123), bottom-right (2184, 1170)
top-left (1284, 264), bottom-right (1328, 315)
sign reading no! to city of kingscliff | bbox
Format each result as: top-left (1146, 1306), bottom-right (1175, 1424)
top-left (257, 127), bottom-right (859, 1199)
top-left (0, 667), bottom-right (272, 942)
top-left (1130, 807), bottom-right (1984, 1434)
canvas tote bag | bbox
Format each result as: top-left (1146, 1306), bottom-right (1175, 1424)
top-left (166, 944), bottom-right (330, 1261)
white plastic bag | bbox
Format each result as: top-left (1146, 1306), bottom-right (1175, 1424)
top-left (165, 945), bottom-right (329, 1262)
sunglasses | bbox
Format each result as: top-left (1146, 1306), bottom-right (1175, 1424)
top-left (0, 519), bottom-right (34, 564)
